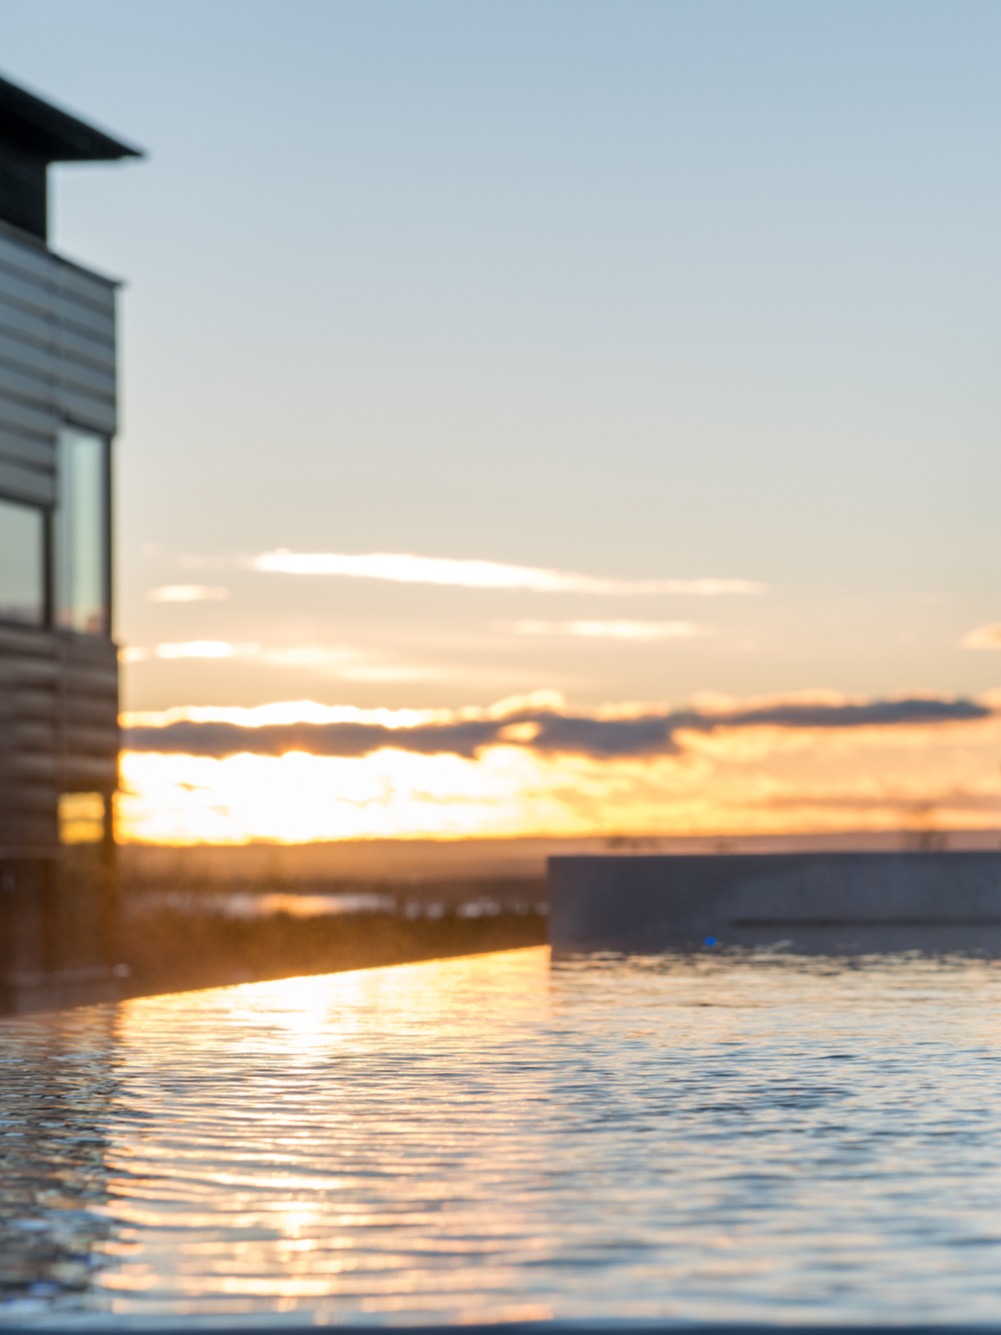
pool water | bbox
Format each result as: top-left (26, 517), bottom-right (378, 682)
top-left (4, 945), bottom-right (1001, 1326)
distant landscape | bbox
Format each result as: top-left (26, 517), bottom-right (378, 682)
top-left (120, 827), bottom-right (1001, 898)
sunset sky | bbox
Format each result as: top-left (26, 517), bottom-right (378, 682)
top-left (5, 1), bottom-right (1001, 842)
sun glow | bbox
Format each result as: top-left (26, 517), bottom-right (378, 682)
top-left (118, 694), bottom-right (1001, 845)
top-left (120, 746), bottom-right (572, 844)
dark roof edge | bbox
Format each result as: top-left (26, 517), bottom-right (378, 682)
top-left (0, 71), bottom-right (143, 162)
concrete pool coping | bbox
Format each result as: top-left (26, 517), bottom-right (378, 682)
top-left (548, 850), bottom-right (1001, 953)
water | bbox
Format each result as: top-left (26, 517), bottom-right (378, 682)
top-left (130, 890), bottom-right (398, 919)
top-left (4, 945), bottom-right (1001, 1326)
top-left (127, 890), bottom-right (540, 921)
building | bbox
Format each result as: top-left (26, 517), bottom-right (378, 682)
top-left (0, 74), bottom-right (141, 1010)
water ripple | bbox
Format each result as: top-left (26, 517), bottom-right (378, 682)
top-left (4, 947), bottom-right (1001, 1324)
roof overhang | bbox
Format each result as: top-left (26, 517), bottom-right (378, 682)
top-left (0, 72), bottom-right (142, 163)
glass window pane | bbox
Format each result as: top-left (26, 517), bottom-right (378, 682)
top-left (56, 427), bottom-right (108, 635)
top-left (0, 497), bottom-right (45, 625)
top-left (59, 792), bottom-right (106, 845)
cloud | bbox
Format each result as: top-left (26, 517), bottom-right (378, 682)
top-left (962, 624), bottom-right (1001, 650)
top-left (253, 646), bottom-right (360, 671)
top-left (123, 701), bottom-right (446, 729)
top-left (154, 641), bottom-right (260, 660)
top-left (502, 620), bottom-right (711, 640)
top-left (125, 717), bottom-right (503, 760)
top-left (253, 550), bottom-right (764, 597)
top-left (123, 690), bottom-right (993, 762)
top-left (690, 696), bottom-right (990, 732)
top-left (336, 664), bottom-right (458, 684)
top-left (147, 585), bottom-right (230, 603)
top-left (128, 641), bottom-right (453, 683)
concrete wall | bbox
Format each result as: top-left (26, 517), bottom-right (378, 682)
top-left (548, 852), bottom-right (1001, 954)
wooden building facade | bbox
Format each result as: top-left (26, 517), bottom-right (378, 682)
top-left (0, 75), bottom-right (140, 1010)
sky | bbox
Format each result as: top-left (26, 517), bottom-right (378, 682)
top-left (4, 1), bottom-right (1001, 842)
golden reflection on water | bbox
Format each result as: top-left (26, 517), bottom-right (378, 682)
top-left (99, 949), bottom-right (552, 1320)
top-left (7, 947), bottom-right (1001, 1324)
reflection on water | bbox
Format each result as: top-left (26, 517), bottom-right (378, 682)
top-left (0, 1007), bottom-right (117, 1308)
top-left (125, 890), bottom-right (540, 921)
top-left (5, 946), bottom-right (1001, 1324)
top-left (130, 890), bottom-right (397, 919)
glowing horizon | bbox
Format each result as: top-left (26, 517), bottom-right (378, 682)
top-left (19, 6), bottom-right (996, 856)
top-left (117, 687), bottom-right (1001, 846)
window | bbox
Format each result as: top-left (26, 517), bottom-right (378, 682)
top-left (55, 426), bottom-right (109, 635)
top-left (0, 495), bottom-right (46, 625)
top-left (59, 792), bottom-right (107, 845)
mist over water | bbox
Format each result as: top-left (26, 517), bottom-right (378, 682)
top-left (4, 946), bottom-right (1001, 1325)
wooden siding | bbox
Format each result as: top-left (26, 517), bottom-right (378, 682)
top-left (0, 226), bottom-right (117, 505)
top-left (0, 624), bottom-right (118, 853)
top-left (0, 225), bottom-right (120, 857)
